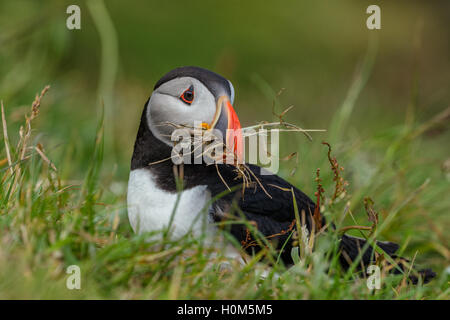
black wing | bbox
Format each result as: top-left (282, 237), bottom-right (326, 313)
top-left (210, 163), bottom-right (319, 226)
top-left (208, 164), bottom-right (320, 263)
top-left (238, 164), bottom-right (317, 223)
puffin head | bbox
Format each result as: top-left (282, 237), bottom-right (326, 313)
top-left (145, 66), bottom-right (243, 162)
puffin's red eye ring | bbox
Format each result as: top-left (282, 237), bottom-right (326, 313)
top-left (180, 85), bottom-right (194, 104)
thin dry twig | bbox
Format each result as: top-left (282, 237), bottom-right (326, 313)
top-left (242, 121), bottom-right (325, 141)
top-left (1, 100), bottom-right (13, 175)
top-left (241, 219), bottom-right (296, 250)
top-left (409, 105), bottom-right (450, 139)
top-left (313, 168), bottom-right (325, 231)
top-left (34, 144), bottom-right (57, 171)
top-left (322, 141), bottom-right (348, 201)
top-left (338, 225), bottom-right (373, 233)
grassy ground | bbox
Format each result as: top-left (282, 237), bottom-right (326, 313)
top-left (0, 82), bottom-right (448, 299)
top-left (0, 0), bottom-right (449, 299)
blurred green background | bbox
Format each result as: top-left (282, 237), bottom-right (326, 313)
top-left (1, 0), bottom-right (449, 272)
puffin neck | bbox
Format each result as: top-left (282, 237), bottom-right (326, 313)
top-left (130, 104), bottom-right (172, 170)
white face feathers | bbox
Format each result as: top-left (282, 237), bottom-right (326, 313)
top-left (147, 77), bottom-right (217, 145)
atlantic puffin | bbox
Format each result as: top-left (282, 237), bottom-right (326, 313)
top-left (127, 66), bottom-right (435, 283)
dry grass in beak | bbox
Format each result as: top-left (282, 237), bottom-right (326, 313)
top-left (242, 121), bottom-right (325, 142)
top-left (150, 104), bottom-right (326, 199)
top-left (149, 89), bottom-right (327, 200)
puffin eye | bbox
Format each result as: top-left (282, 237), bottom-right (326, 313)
top-left (180, 85), bottom-right (194, 104)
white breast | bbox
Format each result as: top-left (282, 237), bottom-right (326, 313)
top-left (127, 168), bottom-right (214, 239)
